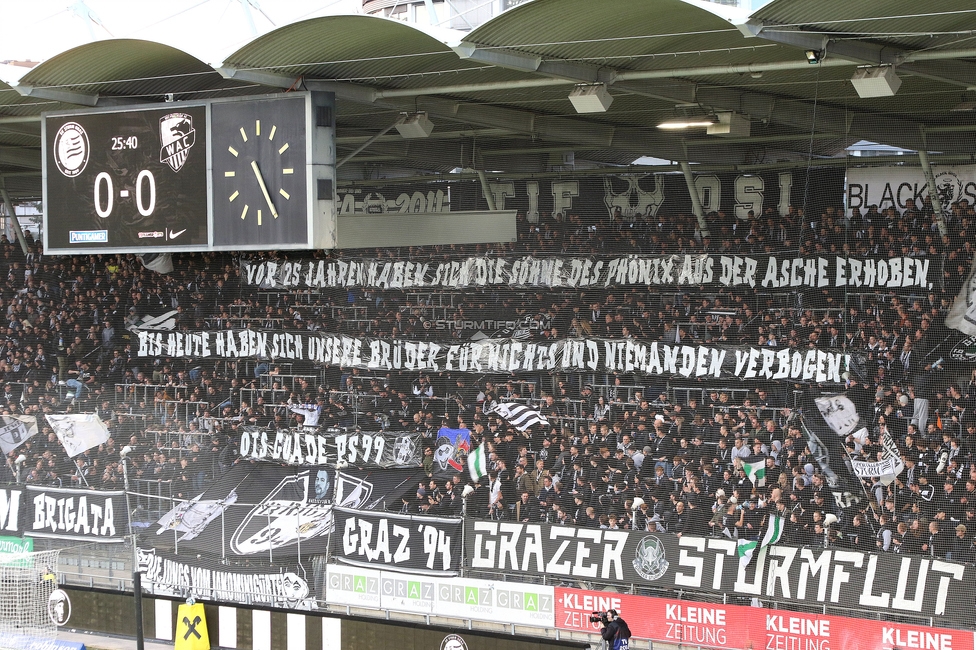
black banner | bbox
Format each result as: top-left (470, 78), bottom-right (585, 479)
top-left (0, 486), bottom-right (24, 534)
top-left (464, 520), bottom-right (975, 623)
top-left (336, 171), bottom-right (843, 223)
top-left (333, 508), bottom-right (462, 575)
top-left (136, 330), bottom-right (855, 383)
top-left (26, 485), bottom-right (127, 542)
top-left (151, 463), bottom-right (423, 558)
top-left (242, 254), bottom-right (934, 292)
top-left (238, 428), bottom-right (423, 468)
top-left (137, 547), bottom-right (318, 609)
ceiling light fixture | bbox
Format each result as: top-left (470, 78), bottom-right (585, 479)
top-left (568, 84), bottom-right (613, 113)
top-left (657, 117), bottom-right (717, 130)
top-left (805, 50), bottom-right (822, 64)
top-left (850, 66), bottom-right (902, 98)
top-left (395, 112), bottom-right (434, 138)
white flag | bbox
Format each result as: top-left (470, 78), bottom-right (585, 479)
top-left (156, 490), bottom-right (238, 541)
top-left (0, 415), bottom-right (37, 455)
top-left (814, 395), bottom-right (860, 437)
top-left (946, 261), bottom-right (976, 336)
top-left (45, 413), bottom-right (111, 458)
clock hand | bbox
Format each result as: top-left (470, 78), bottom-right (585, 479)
top-left (250, 160), bottom-right (279, 219)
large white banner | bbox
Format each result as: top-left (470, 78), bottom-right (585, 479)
top-left (846, 164), bottom-right (976, 214)
top-left (325, 565), bottom-right (554, 628)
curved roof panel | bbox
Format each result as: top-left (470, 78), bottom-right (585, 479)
top-left (19, 39), bottom-right (235, 100)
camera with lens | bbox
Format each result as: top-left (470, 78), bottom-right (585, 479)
top-left (589, 611), bottom-right (610, 625)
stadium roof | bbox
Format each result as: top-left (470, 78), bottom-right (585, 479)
top-left (3, 0), bottom-right (976, 201)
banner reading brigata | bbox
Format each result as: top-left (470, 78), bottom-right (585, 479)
top-left (555, 587), bottom-right (975, 650)
top-left (241, 253), bottom-right (934, 291)
top-left (26, 486), bottom-right (127, 542)
top-left (464, 520), bottom-right (976, 623)
top-left (136, 330), bottom-right (854, 383)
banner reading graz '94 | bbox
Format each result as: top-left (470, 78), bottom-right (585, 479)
top-left (242, 254), bottom-right (935, 291)
top-left (333, 508), bottom-right (462, 575)
top-left (137, 330), bottom-right (856, 383)
top-left (239, 427), bottom-right (423, 468)
top-left (464, 520), bottom-right (976, 624)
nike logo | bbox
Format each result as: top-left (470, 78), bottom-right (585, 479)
top-left (168, 228), bottom-right (187, 239)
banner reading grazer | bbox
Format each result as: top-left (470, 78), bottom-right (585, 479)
top-left (242, 254), bottom-right (934, 291)
top-left (464, 519), bottom-right (976, 624)
top-left (239, 428), bottom-right (423, 468)
top-left (333, 508), bottom-right (462, 574)
top-left (555, 587), bottom-right (975, 650)
top-left (137, 330), bottom-right (854, 383)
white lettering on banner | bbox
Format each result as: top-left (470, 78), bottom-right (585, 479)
top-left (881, 627), bottom-right (953, 650)
top-left (0, 490), bottom-right (21, 532)
top-left (766, 615), bottom-right (829, 637)
top-left (135, 332), bottom-right (850, 383)
top-left (241, 254), bottom-right (931, 290)
top-left (31, 493), bottom-right (115, 537)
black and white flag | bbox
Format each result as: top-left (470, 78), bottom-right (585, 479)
top-left (45, 413), bottom-right (111, 458)
top-left (488, 402), bottom-right (549, 431)
top-left (0, 415), bottom-right (37, 454)
top-left (947, 261), bottom-right (976, 336)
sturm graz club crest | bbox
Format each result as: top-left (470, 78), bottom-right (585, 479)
top-left (632, 535), bottom-right (669, 581)
top-left (159, 112), bottom-right (196, 172)
top-left (951, 335), bottom-right (976, 363)
top-left (934, 170), bottom-right (962, 214)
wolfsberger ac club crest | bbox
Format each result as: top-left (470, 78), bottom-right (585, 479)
top-left (632, 535), bottom-right (669, 581)
top-left (159, 112), bottom-right (196, 172)
top-left (230, 470), bottom-right (374, 554)
top-left (951, 335), bottom-right (976, 362)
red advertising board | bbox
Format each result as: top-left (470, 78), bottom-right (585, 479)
top-left (555, 587), bottom-right (974, 650)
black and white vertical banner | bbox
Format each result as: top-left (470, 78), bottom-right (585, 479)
top-left (137, 330), bottom-right (857, 383)
top-left (25, 485), bottom-right (127, 542)
top-left (241, 253), bottom-right (934, 291)
top-left (333, 508), bottom-right (462, 574)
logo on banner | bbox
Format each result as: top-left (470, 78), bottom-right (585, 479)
top-left (53, 122), bottom-right (89, 177)
top-left (934, 170), bottom-right (962, 214)
top-left (393, 434), bottom-right (417, 465)
top-left (633, 536), bottom-right (669, 581)
top-left (441, 634), bottom-right (468, 650)
top-left (47, 589), bottom-right (71, 626)
top-left (230, 470), bottom-right (373, 554)
top-left (159, 112), bottom-right (196, 172)
top-left (950, 335), bottom-right (976, 362)
top-left (434, 428), bottom-right (470, 473)
top-left (604, 175), bottom-right (664, 219)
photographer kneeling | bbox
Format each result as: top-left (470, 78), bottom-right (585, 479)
top-left (599, 610), bottom-right (631, 650)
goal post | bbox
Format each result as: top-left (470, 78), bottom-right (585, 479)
top-left (0, 549), bottom-right (61, 650)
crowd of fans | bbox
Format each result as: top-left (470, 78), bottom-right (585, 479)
top-left (0, 192), bottom-right (974, 561)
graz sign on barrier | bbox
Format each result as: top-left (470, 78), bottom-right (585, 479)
top-left (464, 520), bottom-right (974, 622)
top-left (324, 565), bottom-right (555, 628)
top-left (332, 508), bottom-right (461, 575)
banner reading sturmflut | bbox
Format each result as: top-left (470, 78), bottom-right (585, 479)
top-left (136, 330), bottom-right (855, 383)
top-left (242, 254), bottom-right (935, 291)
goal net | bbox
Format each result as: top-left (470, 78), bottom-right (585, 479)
top-left (0, 549), bottom-right (61, 650)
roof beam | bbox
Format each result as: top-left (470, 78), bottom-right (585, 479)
top-left (738, 20), bottom-right (976, 88)
top-left (0, 146), bottom-right (41, 169)
top-left (12, 84), bottom-right (98, 107)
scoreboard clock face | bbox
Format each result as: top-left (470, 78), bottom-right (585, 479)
top-left (210, 95), bottom-right (310, 249)
top-left (44, 105), bottom-right (209, 253)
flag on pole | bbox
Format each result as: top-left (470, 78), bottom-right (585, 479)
top-left (44, 413), bottom-right (111, 458)
top-left (742, 456), bottom-right (767, 487)
top-left (946, 261), bottom-right (976, 336)
top-left (467, 443), bottom-right (488, 482)
top-left (736, 513), bottom-right (784, 569)
top-left (0, 415), bottom-right (38, 455)
top-left (488, 402), bottom-right (549, 431)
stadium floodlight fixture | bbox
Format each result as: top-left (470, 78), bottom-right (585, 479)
top-left (805, 50), bottom-right (822, 64)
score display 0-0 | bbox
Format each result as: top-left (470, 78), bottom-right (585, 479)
top-left (42, 92), bottom-right (336, 255)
